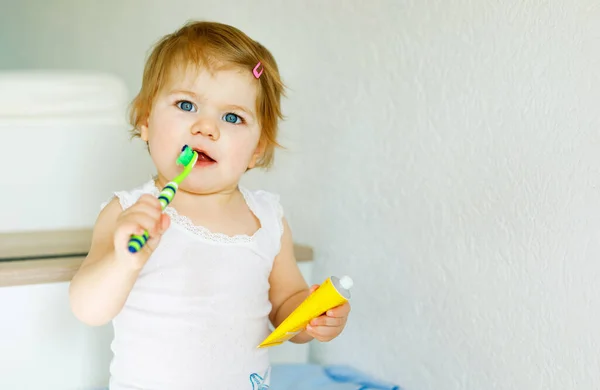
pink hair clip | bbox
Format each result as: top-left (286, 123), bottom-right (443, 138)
top-left (253, 61), bottom-right (263, 79)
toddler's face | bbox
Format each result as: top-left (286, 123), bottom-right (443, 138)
top-left (140, 64), bottom-right (262, 194)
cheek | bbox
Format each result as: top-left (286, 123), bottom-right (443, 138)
top-left (148, 114), bottom-right (183, 145)
top-left (147, 131), bottom-right (171, 158)
top-left (149, 105), bottom-right (189, 130)
top-left (224, 133), bottom-right (260, 166)
top-left (146, 119), bottom-right (183, 166)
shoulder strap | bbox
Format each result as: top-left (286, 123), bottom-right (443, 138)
top-left (244, 188), bottom-right (284, 235)
top-left (100, 179), bottom-right (156, 211)
top-left (240, 187), bottom-right (285, 259)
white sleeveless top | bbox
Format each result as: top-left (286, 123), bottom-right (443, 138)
top-left (101, 179), bottom-right (283, 390)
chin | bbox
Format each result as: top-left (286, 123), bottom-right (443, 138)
top-left (178, 176), bottom-right (238, 195)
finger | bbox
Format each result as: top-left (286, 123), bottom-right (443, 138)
top-left (115, 220), bottom-right (143, 238)
top-left (310, 315), bottom-right (345, 327)
top-left (121, 215), bottom-right (160, 235)
top-left (125, 203), bottom-right (162, 221)
top-left (309, 284), bottom-right (320, 294)
top-left (143, 214), bottom-right (171, 251)
top-left (122, 212), bottom-right (162, 236)
top-left (137, 194), bottom-right (162, 209)
top-left (304, 325), bottom-right (323, 340)
top-left (326, 302), bottom-right (351, 318)
top-left (114, 220), bottom-right (147, 249)
top-left (306, 324), bottom-right (338, 340)
top-left (159, 213), bottom-right (170, 233)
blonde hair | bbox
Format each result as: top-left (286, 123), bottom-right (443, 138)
top-left (129, 20), bottom-right (285, 168)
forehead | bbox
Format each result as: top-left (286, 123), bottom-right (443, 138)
top-left (162, 62), bottom-right (258, 108)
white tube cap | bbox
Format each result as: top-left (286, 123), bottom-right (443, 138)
top-left (339, 276), bottom-right (353, 290)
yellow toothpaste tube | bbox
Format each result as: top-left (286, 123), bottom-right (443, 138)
top-left (258, 275), bottom-right (353, 348)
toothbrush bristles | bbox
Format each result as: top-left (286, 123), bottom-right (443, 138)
top-left (177, 144), bottom-right (196, 166)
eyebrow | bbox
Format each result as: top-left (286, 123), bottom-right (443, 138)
top-left (168, 89), bottom-right (198, 98)
top-left (168, 89), bottom-right (255, 119)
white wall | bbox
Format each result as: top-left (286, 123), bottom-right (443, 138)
top-left (3, 1), bottom-right (600, 389)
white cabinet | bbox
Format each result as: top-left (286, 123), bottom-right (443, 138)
top-left (0, 71), bottom-right (154, 233)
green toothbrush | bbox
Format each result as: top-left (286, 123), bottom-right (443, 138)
top-left (127, 145), bottom-right (198, 253)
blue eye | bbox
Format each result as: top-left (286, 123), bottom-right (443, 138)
top-left (177, 100), bottom-right (196, 112)
top-left (223, 113), bottom-right (242, 124)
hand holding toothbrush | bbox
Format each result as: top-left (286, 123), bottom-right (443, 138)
top-left (125, 145), bottom-right (198, 254)
top-left (113, 195), bottom-right (170, 269)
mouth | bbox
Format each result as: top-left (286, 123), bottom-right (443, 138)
top-left (193, 148), bottom-right (217, 165)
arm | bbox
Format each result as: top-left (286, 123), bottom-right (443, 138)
top-left (268, 217), bottom-right (352, 344)
top-left (268, 217), bottom-right (314, 344)
top-left (69, 195), bottom-right (167, 326)
top-left (68, 198), bottom-right (141, 326)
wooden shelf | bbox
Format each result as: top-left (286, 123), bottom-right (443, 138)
top-left (0, 228), bottom-right (313, 287)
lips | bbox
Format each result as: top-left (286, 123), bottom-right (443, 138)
top-left (193, 148), bottom-right (216, 164)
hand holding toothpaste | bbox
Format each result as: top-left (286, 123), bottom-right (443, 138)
top-left (304, 283), bottom-right (351, 342)
top-left (258, 275), bottom-right (353, 348)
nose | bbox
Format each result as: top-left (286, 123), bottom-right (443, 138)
top-left (191, 117), bottom-right (220, 140)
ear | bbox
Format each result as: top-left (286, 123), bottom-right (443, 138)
top-left (248, 139), bottom-right (266, 169)
top-left (140, 119), bottom-right (149, 142)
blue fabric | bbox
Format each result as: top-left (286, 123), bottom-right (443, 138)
top-left (90, 363), bottom-right (401, 390)
top-left (270, 363), bottom-right (402, 390)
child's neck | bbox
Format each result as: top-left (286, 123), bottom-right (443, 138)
top-left (153, 176), bottom-right (241, 214)
top-left (153, 175), bottom-right (259, 236)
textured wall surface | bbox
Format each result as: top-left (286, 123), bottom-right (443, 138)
top-left (2, 1), bottom-right (600, 389)
top-left (301, 2), bottom-right (600, 389)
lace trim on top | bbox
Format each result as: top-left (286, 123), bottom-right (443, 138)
top-left (104, 179), bottom-right (284, 245)
top-left (147, 183), bottom-right (261, 244)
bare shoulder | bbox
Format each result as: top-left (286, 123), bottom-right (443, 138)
top-left (79, 197), bottom-right (123, 270)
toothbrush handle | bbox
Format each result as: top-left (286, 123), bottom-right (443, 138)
top-left (128, 231), bottom-right (150, 253)
top-left (127, 182), bottom-right (179, 254)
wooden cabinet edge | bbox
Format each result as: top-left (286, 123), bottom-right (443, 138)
top-left (0, 228), bottom-right (314, 287)
top-left (0, 257), bottom-right (84, 287)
